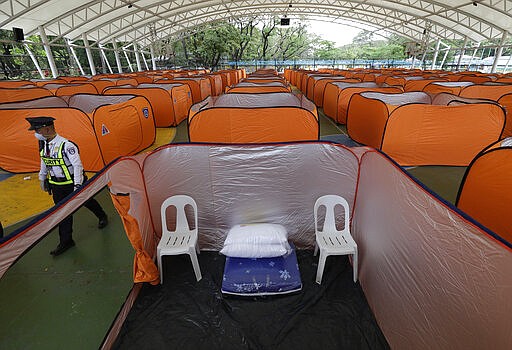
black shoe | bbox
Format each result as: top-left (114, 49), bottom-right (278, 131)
top-left (50, 240), bottom-right (75, 256)
top-left (98, 215), bottom-right (108, 229)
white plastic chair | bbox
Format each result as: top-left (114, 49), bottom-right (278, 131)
top-left (314, 195), bottom-right (358, 284)
top-left (157, 195), bottom-right (202, 284)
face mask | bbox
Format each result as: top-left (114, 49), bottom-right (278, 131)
top-left (34, 132), bottom-right (46, 141)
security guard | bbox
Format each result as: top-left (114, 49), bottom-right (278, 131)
top-left (26, 116), bottom-right (108, 256)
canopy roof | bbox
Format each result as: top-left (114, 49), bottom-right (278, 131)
top-left (1, 0), bottom-right (510, 49)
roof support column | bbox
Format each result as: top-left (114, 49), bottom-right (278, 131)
top-left (431, 39), bottom-right (441, 70)
top-left (66, 39), bottom-right (85, 76)
top-left (150, 44), bottom-right (157, 70)
top-left (133, 42), bottom-right (142, 71)
top-left (82, 33), bottom-right (97, 76)
top-left (38, 26), bottom-right (58, 78)
top-left (456, 36), bottom-right (468, 71)
top-left (112, 40), bottom-right (123, 73)
top-left (491, 31), bottom-right (508, 73)
top-left (23, 43), bottom-right (45, 79)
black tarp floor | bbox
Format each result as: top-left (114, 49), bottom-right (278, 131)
top-left (113, 250), bottom-right (390, 350)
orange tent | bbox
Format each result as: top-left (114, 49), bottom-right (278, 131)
top-left (188, 92), bottom-right (318, 143)
top-left (456, 139), bottom-right (512, 242)
top-left (312, 77), bottom-right (358, 107)
top-left (0, 80), bottom-right (34, 88)
top-left (0, 87), bottom-right (53, 104)
top-left (226, 82), bottom-right (291, 94)
top-left (104, 83), bottom-right (192, 126)
top-left (41, 83), bottom-right (99, 96)
top-left (156, 77), bottom-right (210, 103)
top-left (32, 78), bottom-right (67, 86)
top-left (323, 82), bottom-right (402, 124)
top-left (460, 84), bottom-right (512, 137)
top-left (404, 78), bottom-right (448, 92)
top-left (423, 81), bottom-right (474, 95)
top-left (87, 80), bottom-right (117, 93)
top-left (203, 74), bottom-right (223, 96)
top-left (347, 91), bottom-right (505, 166)
top-left (303, 74), bottom-right (333, 100)
top-left (0, 94), bottom-right (155, 172)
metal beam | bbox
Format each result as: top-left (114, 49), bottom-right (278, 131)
top-left (82, 33), bottom-right (97, 76)
top-left (491, 31), bottom-right (508, 73)
top-left (133, 42), bottom-right (142, 71)
top-left (67, 39), bottom-right (85, 76)
top-left (23, 43), bottom-right (45, 79)
top-left (38, 26), bottom-right (58, 78)
top-left (112, 40), bottom-right (123, 73)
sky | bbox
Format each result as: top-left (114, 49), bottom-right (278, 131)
top-left (306, 20), bottom-right (362, 47)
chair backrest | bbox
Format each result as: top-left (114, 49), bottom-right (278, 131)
top-left (314, 195), bottom-right (350, 235)
top-left (160, 195), bottom-right (198, 235)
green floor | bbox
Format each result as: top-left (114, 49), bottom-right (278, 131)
top-left (0, 190), bottom-right (134, 349)
top-left (0, 111), bottom-right (466, 349)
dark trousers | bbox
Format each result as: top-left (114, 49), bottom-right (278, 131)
top-left (51, 183), bottom-right (106, 244)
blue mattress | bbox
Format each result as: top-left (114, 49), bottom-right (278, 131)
top-left (221, 244), bottom-right (302, 296)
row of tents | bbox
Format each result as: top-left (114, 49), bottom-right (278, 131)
top-left (188, 69), bottom-right (319, 143)
top-left (0, 69), bottom-right (247, 173)
top-left (284, 67), bottom-right (512, 245)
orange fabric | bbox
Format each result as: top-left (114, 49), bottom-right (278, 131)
top-left (115, 78), bottom-right (138, 86)
top-left (498, 94), bottom-right (512, 137)
top-left (313, 78), bottom-right (359, 107)
top-left (92, 96), bottom-right (155, 164)
top-left (423, 83), bottom-right (466, 95)
top-left (54, 84), bottom-right (99, 96)
top-left (347, 94), bottom-right (390, 147)
top-left (189, 107), bottom-right (318, 143)
top-left (382, 103), bottom-right (504, 166)
top-left (204, 74), bottom-right (223, 96)
top-left (34, 79), bottom-right (67, 86)
top-left (347, 94), bottom-right (505, 166)
top-left (165, 78), bottom-right (210, 103)
top-left (133, 76), bottom-right (153, 84)
top-left (104, 86), bottom-right (191, 127)
top-left (384, 76), bottom-right (407, 89)
top-left (226, 86), bottom-right (290, 93)
top-left (88, 80), bottom-right (116, 93)
top-left (457, 146), bottom-right (512, 242)
top-left (460, 85), bottom-right (512, 137)
top-left (0, 108), bottom-right (102, 172)
top-left (110, 193), bottom-right (159, 284)
top-left (0, 80), bottom-right (34, 88)
top-left (0, 87), bottom-right (52, 103)
top-left (337, 87), bottom-right (402, 124)
top-left (404, 79), bottom-right (447, 92)
top-left (322, 82), bottom-right (341, 120)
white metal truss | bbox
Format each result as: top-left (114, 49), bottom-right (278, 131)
top-left (1, 0), bottom-right (511, 52)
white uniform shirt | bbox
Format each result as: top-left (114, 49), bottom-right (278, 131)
top-left (38, 134), bottom-right (84, 186)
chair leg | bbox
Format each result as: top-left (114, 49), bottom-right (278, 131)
top-left (316, 250), bottom-right (327, 284)
top-left (314, 242), bottom-right (318, 256)
top-left (352, 250), bottom-right (358, 283)
top-left (157, 253), bottom-right (163, 284)
top-left (189, 247), bottom-right (202, 281)
top-left (195, 242), bottom-right (200, 255)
